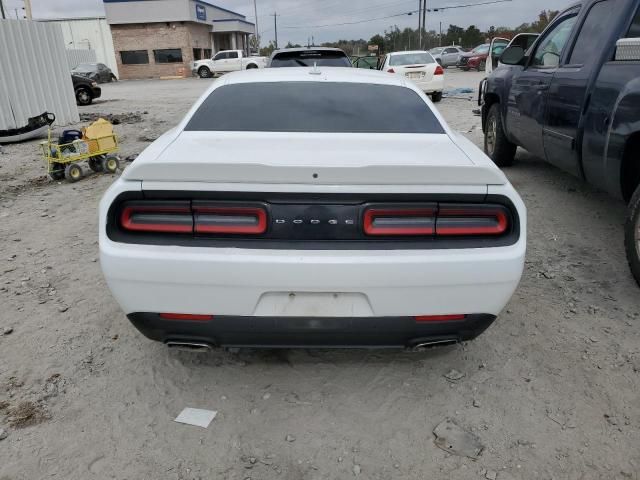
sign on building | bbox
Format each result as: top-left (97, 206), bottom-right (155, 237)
top-left (196, 4), bottom-right (206, 21)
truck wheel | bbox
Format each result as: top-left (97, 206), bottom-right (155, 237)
top-left (624, 183), bottom-right (640, 287)
top-left (49, 162), bottom-right (65, 180)
top-left (246, 64), bottom-right (258, 69)
top-left (484, 103), bottom-right (516, 167)
top-left (198, 67), bottom-right (212, 78)
top-left (101, 155), bottom-right (120, 174)
top-left (88, 156), bottom-right (104, 172)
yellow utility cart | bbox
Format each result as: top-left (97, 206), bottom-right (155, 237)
top-left (41, 118), bottom-right (120, 182)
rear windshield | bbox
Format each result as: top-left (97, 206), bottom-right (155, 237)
top-left (185, 82), bottom-right (444, 134)
top-left (270, 50), bottom-right (352, 67)
top-left (389, 52), bottom-right (435, 66)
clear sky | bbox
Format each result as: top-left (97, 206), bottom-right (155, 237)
top-left (4, 0), bottom-right (575, 45)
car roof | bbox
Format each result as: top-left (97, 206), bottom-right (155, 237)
top-left (220, 67), bottom-right (406, 87)
top-left (272, 47), bottom-right (346, 54)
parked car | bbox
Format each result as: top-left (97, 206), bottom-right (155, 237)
top-left (458, 42), bottom-right (510, 71)
top-left (430, 46), bottom-right (466, 67)
top-left (99, 68), bottom-right (526, 350)
top-left (268, 47), bottom-right (352, 67)
top-left (72, 74), bottom-right (101, 106)
top-left (192, 50), bottom-right (268, 78)
top-left (378, 50), bottom-right (444, 102)
top-left (71, 63), bottom-right (117, 83)
top-left (481, 0), bottom-right (640, 284)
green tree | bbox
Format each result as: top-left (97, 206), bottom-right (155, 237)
top-left (462, 25), bottom-right (483, 47)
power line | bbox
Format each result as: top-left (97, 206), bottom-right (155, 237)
top-left (281, 0), bottom-right (511, 30)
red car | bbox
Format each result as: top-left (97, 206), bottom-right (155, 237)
top-left (457, 42), bottom-right (509, 71)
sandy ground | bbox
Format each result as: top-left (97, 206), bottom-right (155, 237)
top-left (0, 69), bottom-right (639, 480)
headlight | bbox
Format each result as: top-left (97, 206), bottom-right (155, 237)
top-left (91, 82), bottom-right (98, 87)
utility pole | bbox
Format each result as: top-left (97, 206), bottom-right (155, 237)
top-left (418, 0), bottom-right (422, 49)
top-left (252, 0), bottom-right (259, 49)
top-left (422, 0), bottom-right (427, 49)
top-left (439, 21), bottom-right (442, 46)
top-left (312, 35), bottom-right (314, 46)
top-left (271, 12), bottom-right (279, 49)
top-left (24, 0), bottom-right (32, 19)
top-left (0, 0), bottom-right (5, 19)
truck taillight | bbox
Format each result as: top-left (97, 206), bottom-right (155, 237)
top-left (363, 203), bottom-right (511, 237)
top-left (120, 201), bottom-right (193, 233)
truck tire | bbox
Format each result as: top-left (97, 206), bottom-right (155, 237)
top-left (624, 183), bottom-right (640, 287)
top-left (198, 66), bottom-right (212, 78)
top-left (484, 103), bottom-right (516, 167)
top-left (246, 64), bottom-right (258, 69)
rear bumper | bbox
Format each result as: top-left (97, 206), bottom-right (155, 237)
top-left (128, 312), bottom-right (497, 348)
top-left (411, 76), bottom-right (444, 93)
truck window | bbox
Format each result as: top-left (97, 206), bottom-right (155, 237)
top-left (627, 6), bottom-right (640, 37)
top-left (531, 14), bottom-right (577, 67)
top-left (213, 52), bottom-right (227, 61)
top-left (569, 0), bottom-right (619, 65)
top-left (228, 51), bottom-right (239, 59)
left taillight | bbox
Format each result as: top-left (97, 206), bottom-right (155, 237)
top-left (120, 201), bottom-right (193, 233)
top-left (434, 65), bottom-right (444, 75)
top-left (118, 201), bottom-right (268, 235)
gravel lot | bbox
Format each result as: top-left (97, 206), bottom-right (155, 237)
top-left (0, 69), bottom-right (639, 480)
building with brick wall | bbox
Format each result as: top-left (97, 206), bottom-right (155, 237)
top-left (103, 0), bottom-right (255, 79)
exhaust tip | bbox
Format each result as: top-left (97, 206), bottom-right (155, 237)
top-left (166, 340), bottom-right (213, 353)
top-left (407, 338), bottom-right (458, 350)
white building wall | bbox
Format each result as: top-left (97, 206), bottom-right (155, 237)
top-left (0, 20), bottom-right (78, 131)
top-left (44, 18), bottom-right (119, 76)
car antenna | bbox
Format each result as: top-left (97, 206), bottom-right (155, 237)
top-left (309, 61), bottom-right (321, 75)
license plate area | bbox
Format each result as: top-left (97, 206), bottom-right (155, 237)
top-left (253, 292), bottom-right (374, 317)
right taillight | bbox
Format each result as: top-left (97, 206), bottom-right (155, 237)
top-left (363, 203), bottom-right (510, 237)
top-left (434, 65), bottom-right (444, 75)
top-left (435, 204), bottom-right (509, 236)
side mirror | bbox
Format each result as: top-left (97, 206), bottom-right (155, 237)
top-left (500, 46), bottom-right (526, 66)
top-left (615, 38), bottom-right (640, 61)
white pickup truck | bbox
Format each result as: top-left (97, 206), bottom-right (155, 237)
top-left (192, 50), bottom-right (268, 78)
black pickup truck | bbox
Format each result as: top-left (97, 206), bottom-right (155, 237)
top-left (481, 0), bottom-right (640, 284)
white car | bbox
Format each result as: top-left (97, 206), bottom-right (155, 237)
top-left (378, 50), bottom-right (444, 102)
top-left (192, 50), bottom-right (267, 78)
top-left (99, 68), bottom-right (526, 350)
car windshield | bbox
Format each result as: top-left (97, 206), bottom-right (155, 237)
top-left (472, 45), bottom-right (490, 54)
top-left (185, 82), bottom-right (444, 134)
top-left (389, 52), bottom-right (435, 66)
top-left (270, 51), bottom-right (352, 67)
top-left (73, 64), bottom-right (97, 71)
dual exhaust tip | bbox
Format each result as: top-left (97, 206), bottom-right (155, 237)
top-left (165, 338), bottom-right (458, 352)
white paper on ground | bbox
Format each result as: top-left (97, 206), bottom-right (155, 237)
top-left (174, 408), bottom-right (218, 428)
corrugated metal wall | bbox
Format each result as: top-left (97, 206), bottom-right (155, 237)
top-left (0, 20), bottom-right (79, 131)
top-left (66, 49), bottom-right (98, 69)
top-left (45, 18), bottom-right (119, 76)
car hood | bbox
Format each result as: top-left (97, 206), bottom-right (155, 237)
top-left (122, 130), bottom-right (507, 186)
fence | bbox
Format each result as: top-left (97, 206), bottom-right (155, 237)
top-left (66, 48), bottom-right (98, 70)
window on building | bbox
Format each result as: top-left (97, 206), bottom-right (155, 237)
top-left (569, 0), bottom-right (618, 65)
top-left (203, 49), bottom-right (212, 59)
top-left (193, 48), bottom-right (203, 60)
top-left (154, 48), bottom-right (183, 63)
top-left (120, 50), bottom-right (149, 65)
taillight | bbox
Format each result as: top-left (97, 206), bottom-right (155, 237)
top-left (387, 68), bottom-right (395, 73)
top-left (363, 206), bottom-right (436, 236)
top-left (414, 314), bottom-right (466, 322)
top-left (120, 201), bottom-right (193, 233)
top-left (192, 202), bottom-right (267, 235)
top-left (435, 65), bottom-right (444, 75)
top-left (363, 203), bottom-right (510, 237)
top-left (436, 204), bottom-right (509, 236)
top-left (118, 201), bottom-right (268, 235)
